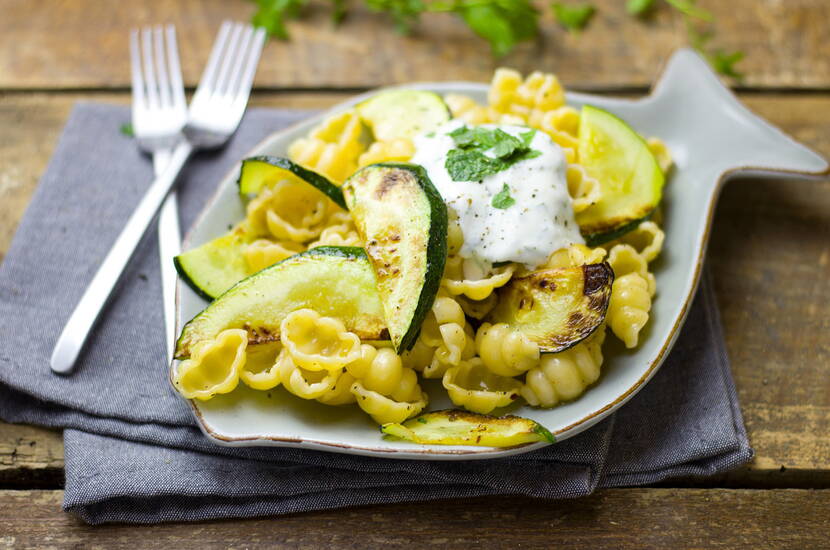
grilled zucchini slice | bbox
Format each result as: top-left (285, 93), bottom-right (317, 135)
top-left (356, 90), bottom-right (451, 141)
top-left (175, 247), bottom-right (387, 359)
top-left (488, 263), bottom-right (613, 353)
top-left (575, 105), bottom-right (665, 245)
top-left (343, 163), bottom-right (448, 352)
top-left (174, 227), bottom-right (255, 302)
top-left (382, 409), bottom-right (555, 447)
top-left (237, 156), bottom-right (346, 208)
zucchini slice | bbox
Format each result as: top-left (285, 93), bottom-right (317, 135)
top-left (381, 409), bottom-right (555, 447)
top-left (575, 105), bottom-right (665, 246)
top-left (174, 227), bottom-right (255, 302)
top-left (356, 90), bottom-right (451, 141)
top-left (175, 246), bottom-right (387, 359)
top-left (343, 163), bottom-right (448, 352)
top-left (237, 156), bottom-right (346, 208)
top-left (488, 263), bottom-right (614, 353)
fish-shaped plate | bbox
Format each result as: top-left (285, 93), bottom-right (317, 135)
top-left (174, 49), bottom-right (828, 460)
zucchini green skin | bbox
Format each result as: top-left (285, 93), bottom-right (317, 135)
top-left (174, 228), bottom-right (255, 302)
top-left (343, 163), bottom-right (448, 353)
top-left (175, 246), bottom-right (388, 359)
top-left (575, 105), bottom-right (664, 242)
top-left (356, 90), bottom-right (451, 141)
top-left (237, 155), bottom-right (346, 209)
top-left (488, 263), bottom-right (614, 353)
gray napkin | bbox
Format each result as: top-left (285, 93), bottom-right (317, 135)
top-left (0, 103), bottom-right (752, 524)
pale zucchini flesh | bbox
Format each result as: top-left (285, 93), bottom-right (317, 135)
top-left (356, 90), bottom-right (451, 142)
top-left (175, 247), bottom-right (387, 359)
top-left (381, 409), bottom-right (555, 447)
top-left (488, 263), bottom-right (614, 353)
top-left (343, 163), bottom-right (448, 352)
top-left (575, 105), bottom-right (664, 245)
top-left (174, 227), bottom-right (255, 302)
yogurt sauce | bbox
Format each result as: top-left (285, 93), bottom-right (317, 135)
top-left (411, 120), bottom-right (583, 270)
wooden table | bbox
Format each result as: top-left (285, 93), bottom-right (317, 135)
top-left (1, 1), bottom-right (828, 547)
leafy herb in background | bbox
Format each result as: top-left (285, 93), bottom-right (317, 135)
top-left (491, 184), bottom-right (516, 209)
top-left (551, 2), bottom-right (595, 32)
top-left (626, 0), bottom-right (655, 16)
top-left (119, 123), bottom-right (134, 137)
top-left (445, 126), bottom-right (540, 181)
top-left (250, 0), bottom-right (744, 78)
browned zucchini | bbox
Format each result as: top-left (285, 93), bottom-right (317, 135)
top-left (487, 263), bottom-right (613, 353)
top-left (381, 409), bottom-right (554, 447)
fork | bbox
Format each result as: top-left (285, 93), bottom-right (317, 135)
top-left (129, 25), bottom-right (187, 364)
top-left (50, 21), bottom-right (266, 374)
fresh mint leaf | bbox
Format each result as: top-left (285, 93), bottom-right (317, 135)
top-left (446, 149), bottom-right (507, 182)
top-left (519, 129), bottom-right (537, 147)
top-left (366, 0), bottom-right (425, 33)
top-left (551, 2), bottom-right (595, 32)
top-left (626, 0), bottom-right (655, 16)
top-left (491, 184), bottom-right (516, 210)
top-left (119, 123), bottom-right (134, 137)
top-left (489, 130), bottom-right (524, 158)
top-left (331, 0), bottom-right (347, 24)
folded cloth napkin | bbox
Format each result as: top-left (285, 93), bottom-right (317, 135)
top-left (0, 103), bottom-right (752, 524)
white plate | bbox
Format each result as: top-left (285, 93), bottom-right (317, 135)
top-left (173, 49), bottom-right (828, 460)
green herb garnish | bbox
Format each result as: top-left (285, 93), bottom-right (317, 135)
top-left (491, 184), bottom-right (516, 210)
top-left (626, 0), bottom-right (655, 16)
top-left (551, 2), bottom-right (595, 32)
top-left (445, 126), bottom-right (540, 182)
top-left (119, 123), bottom-right (134, 137)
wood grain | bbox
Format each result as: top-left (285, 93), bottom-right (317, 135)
top-left (0, 92), bottom-right (828, 487)
top-left (1, 489), bottom-right (829, 548)
top-left (1, 0), bottom-right (829, 91)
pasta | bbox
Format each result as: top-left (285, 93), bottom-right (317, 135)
top-left (307, 221), bottom-right (362, 249)
top-left (521, 326), bottom-right (606, 408)
top-left (244, 239), bottom-right (305, 274)
top-left (239, 341), bottom-right (282, 390)
top-left (475, 322), bottom-right (540, 377)
top-left (607, 273), bottom-right (651, 349)
top-left (287, 109), bottom-right (366, 184)
top-left (245, 180), bottom-right (331, 242)
top-left (605, 244), bottom-right (657, 296)
top-left (443, 358), bottom-right (523, 414)
top-left (409, 296), bottom-right (474, 378)
top-left (648, 137), bottom-right (674, 175)
top-left (445, 93), bottom-right (493, 125)
top-left (488, 68), bottom-right (567, 128)
top-left (541, 243), bottom-right (607, 270)
top-left (280, 309), bottom-right (361, 371)
top-left (173, 329), bottom-right (247, 400)
top-left (566, 164), bottom-right (602, 213)
top-left (275, 348), bottom-right (341, 399)
top-left (357, 138), bottom-right (415, 167)
top-left (348, 344), bottom-right (428, 423)
top-left (316, 370), bottom-right (358, 406)
top-left (605, 221), bottom-right (665, 264)
top-left (442, 256), bottom-right (515, 300)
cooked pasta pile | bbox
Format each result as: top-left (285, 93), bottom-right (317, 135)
top-left (173, 68), bottom-right (672, 428)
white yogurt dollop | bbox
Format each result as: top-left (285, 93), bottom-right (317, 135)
top-left (411, 120), bottom-right (583, 269)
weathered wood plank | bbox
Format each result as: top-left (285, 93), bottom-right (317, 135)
top-left (1, 0), bottom-right (829, 90)
top-left (0, 92), bottom-right (829, 485)
top-left (1, 489), bottom-right (829, 548)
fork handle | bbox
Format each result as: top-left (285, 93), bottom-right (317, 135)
top-left (50, 141), bottom-right (194, 374)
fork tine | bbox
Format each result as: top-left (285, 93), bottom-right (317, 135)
top-left (193, 20), bottom-right (232, 102)
top-left (129, 29), bottom-right (145, 109)
top-left (165, 25), bottom-right (186, 113)
top-left (212, 22), bottom-right (244, 97)
top-left (153, 26), bottom-right (172, 108)
top-left (231, 27), bottom-right (266, 108)
top-left (141, 27), bottom-right (160, 111)
top-left (223, 25), bottom-right (255, 99)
